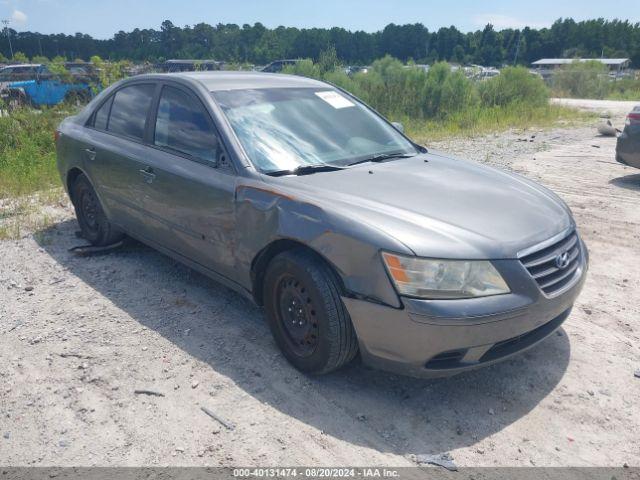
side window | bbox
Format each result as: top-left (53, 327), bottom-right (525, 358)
top-left (154, 86), bottom-right (220, 164)
top-left (93, 95), bottom-right (113, 131)
top-left (0, 68), bottom-right (12, 81)
top-left (108, 84), bottom-right (155, 140)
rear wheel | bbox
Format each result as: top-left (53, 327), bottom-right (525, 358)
top-left (263, 249), bottom-right (358, 374)
top-left (71, 173), bottom-right (123, 246)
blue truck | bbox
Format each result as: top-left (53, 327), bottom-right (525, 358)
top-left (0, 63), bottom-right (94, 109)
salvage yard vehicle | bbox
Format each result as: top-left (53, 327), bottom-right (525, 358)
top-left (261, 59), bottom-right (301, 73)
top-left (55, 72), bottom-right (588, 378)
top-left (0, 63), bottom-right (93, 109)
top-left (616, 104), bottom-right (640, 169)
top-left (159, 59), bottom-right (223, 73)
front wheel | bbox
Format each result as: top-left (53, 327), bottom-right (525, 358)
top-left (71, 173), bottom-right (124, 246)
top-left (263, 249), bottom-right (359, 374)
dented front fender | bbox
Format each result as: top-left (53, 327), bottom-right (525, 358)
top-left (234, 181), bottom-right (412, 307)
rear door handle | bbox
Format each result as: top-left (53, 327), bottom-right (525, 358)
top-left (84, 147), bottom-right (96, 161)
top-left (139, 166), bottom-right (156, 184)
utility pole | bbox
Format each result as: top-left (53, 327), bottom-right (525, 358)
top-left (2, 19), bottom-right (13, 59)
top-left (513, 30), bottom-right (522, 66)
top-left (424, 35), bottom-right (430, 62)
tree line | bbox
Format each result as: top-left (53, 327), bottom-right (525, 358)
top-left (1, 17), bottom-right (639, 67)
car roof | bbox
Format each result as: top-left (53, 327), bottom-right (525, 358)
top-left (134, 71), bottom-right (329, 92)
top-left (1, 63), bottom-right (42, 69)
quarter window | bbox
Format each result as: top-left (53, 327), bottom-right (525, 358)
top-left (93, 95), bottom-right (113, 131)
top-left (154, 86), bottom-right (219, 163)
top-left (107, 84), bottom-right (155, 140)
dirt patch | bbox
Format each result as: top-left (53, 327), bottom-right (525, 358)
top-left (1, 105), bottom-right (638, 467)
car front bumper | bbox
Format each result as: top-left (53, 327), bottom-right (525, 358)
top-left (342, 240), bottom-right (588, 378)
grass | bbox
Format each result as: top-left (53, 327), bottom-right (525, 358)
top-left (0, 188), bottom-right (68, 240)
top-left (0, 106), bottom-right (72, 239)
top-left (606, 83), bottom-right (640, 101)
top-left (549, 62), bottom-right (640, 101)
top-left (0, 106), bottom-right (69, 198)
top-left (402, 103), bottom-right (591, 143)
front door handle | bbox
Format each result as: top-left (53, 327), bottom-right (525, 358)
top-left (139, 166), bottom-right (156, 184)
top-left (85, 148), bottom-right (96, 161)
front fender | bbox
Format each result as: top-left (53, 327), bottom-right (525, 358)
top-left (234, 182), bottom-right (413, 307)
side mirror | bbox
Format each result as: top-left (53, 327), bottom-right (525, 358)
top-left (391, 121), bottom-right (404, 133)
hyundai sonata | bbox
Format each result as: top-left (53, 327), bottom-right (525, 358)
top-left (55, 72), bottom-right (588, 377)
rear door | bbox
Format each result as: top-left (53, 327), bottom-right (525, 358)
top-left (82, 82), bottom-right (158, 235)
top-left (136, 83), bottom-right (238, 279)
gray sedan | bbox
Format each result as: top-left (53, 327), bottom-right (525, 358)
top-left (55, 72), bottom-right (588, 377)
top-left (616, 105), bottom-right (640, 169)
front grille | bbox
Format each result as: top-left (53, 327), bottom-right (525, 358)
top-left (479, 310), bottom-right (569, 363)
top-left (423, 309), bottom-right (572, 370)
top-left (520, 231), bottom-right (582, 296)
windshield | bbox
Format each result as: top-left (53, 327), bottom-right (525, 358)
top-left (212, 87), bottom-right (417, 173)
top-left (0, 66), bottom-right (41, 82)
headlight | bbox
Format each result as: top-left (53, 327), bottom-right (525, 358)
top-left (381, 252), bottom-right (510, 299)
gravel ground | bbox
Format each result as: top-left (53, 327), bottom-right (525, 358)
top-left (1, 102), bottom-right (639, 468)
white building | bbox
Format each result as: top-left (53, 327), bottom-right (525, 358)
top-left (531, 58), bottom-right (630, 79)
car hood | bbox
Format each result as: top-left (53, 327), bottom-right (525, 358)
top-left (268, 151), bottom-right (573, 259)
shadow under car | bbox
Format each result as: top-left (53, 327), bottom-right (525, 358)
top-left (35, 218), bottom-right (571, 457)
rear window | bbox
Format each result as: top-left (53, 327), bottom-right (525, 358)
top-left (107, 84), bottom-right (155, 140)
top-left (0, 66), bottom-right (38, 81)
top-left (11, 66), bottom-right (36, 74)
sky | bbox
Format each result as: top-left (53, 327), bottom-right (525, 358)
top-left (0, 0), bottom-right (638, 39)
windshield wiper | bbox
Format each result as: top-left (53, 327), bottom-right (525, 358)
top-left (347, 152), bottom-right (417, 167)
top-left (265, 164), bottom-right (346, 177)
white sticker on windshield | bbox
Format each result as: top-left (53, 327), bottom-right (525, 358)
top-left (315, 91), bottom-right (355, 109)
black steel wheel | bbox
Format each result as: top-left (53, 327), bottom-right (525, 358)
top-left (263, 249), bottom-right (358, 374)
top-left (71, 173), bottom-right (124, 246)
top-left (277, 274), bottom-right (320, 357)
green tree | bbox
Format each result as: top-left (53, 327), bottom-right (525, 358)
top-left (1, 18), bottom-right (639, 68)
top-left (12, 52), bottom-right (29, 63)
top-left (479, 67), bottom-right (549, 107)
top-left (318, 45), bottom-right (340, 73)
top-left (90, 55), bottom-right (129, 89)
top-left (552, 60), bottom-right (610, 98)
top-left (30, 55), bottom-right (50, 64)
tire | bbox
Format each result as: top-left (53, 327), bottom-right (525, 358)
top-left (263, 249), bottom-right (358, 374)
top-left (615, 153), bottom-right (628, 165)
top-left (71, 173), bottom-right (124, 246)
